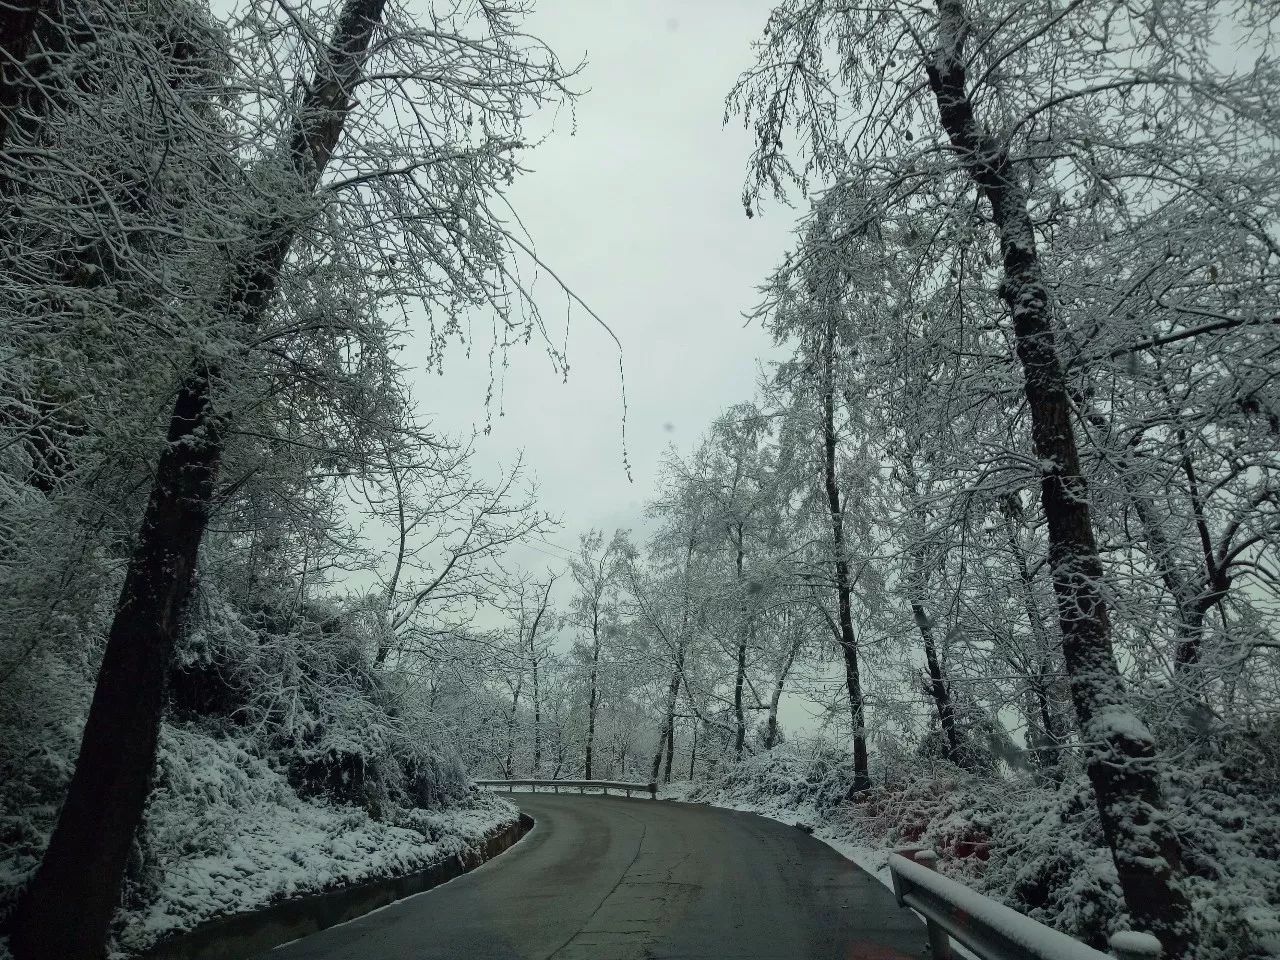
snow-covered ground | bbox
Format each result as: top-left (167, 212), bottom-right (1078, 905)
top-left (0, 726), bottom-right (519, 960)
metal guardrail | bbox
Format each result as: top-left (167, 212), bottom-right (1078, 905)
top-left (474, 778), bottom-right (657, 799)
top-left (888, 852), bottom-right (1163, 960)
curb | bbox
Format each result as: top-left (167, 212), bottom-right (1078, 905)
top-left (140, 813), bottom-right (534, 960)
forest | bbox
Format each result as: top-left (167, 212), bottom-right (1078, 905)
top-left (1, 0), bottom-right (1278, 959)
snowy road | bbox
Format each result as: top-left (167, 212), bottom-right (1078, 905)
top-left (260, 794), bottom-right (928, 960)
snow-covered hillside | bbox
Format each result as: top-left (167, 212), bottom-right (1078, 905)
top-left (1, 720), bottom-right (517, 959)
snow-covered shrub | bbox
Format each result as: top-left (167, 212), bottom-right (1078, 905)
top-left (108, 724), bottom-right (516, 955)
top-left (398, 748), bottom-right (471, 811)
top-left (172, 587), bottom-right (469, 818)
top-left (1165, 733), bottom-right (1280, 960)
top-left (979, 776), bottom-right (1121, 950)
top-left (0, 646), bottom-right (96, 928)
top-left (1, 568), bottom-right (504, 953)
top-left (855, 765), bottom-right (994, 865)
top-left (690, 745), bottom-right (859, 816)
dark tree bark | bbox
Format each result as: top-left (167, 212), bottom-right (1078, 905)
top-left (732, 529), bottom-right (749, 757)
top-left (687, 719), bottom-right (698, 780)
top-left (652, 534), bottom-right (694, 781)
top-left (763, 623), bottom-right (802, 750)
top-left (819, 308), bottom-right (870, 793)
top-left (924, 3), bottom-right (1194, 954)
top-left (1167, 419), bottom-right (1230, 674)
top-left (663, 716), bottom-right (675, 783)
top-left (525, 576), bottom-right (554, 775)
top-left (652, 658), bottom-right (682, 782)
top-left (1000, 504), bottom-right (1068, 773)
top-left (503, 675), bottom-right (523, 780)
top-left (912, 600), bottom-right (961, 764)
top-left (651, 724), bottom-right (666, 782)
top-left (584, 610), bottom-right (600, 780)
top-left (8, 366), bottom-right (222, 960)
top-left (532, 653), bottom-right (541, 774)
top-left (898, 456), bottom-right (962, 766)
top-left (1071, 389), bottom-right (1226, 679)
top-left (8, 2), bottom-right (386, 956)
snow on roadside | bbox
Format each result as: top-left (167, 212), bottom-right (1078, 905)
top-left (1, 725), bottom-right (519, 960)
top-left (111, 730), bottom-right (518, 957)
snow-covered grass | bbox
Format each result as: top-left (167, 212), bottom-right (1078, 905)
top-left (1, 723), bottom-right (518, 959)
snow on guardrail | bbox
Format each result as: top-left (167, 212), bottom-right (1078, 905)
top-left (888, 852), bottom-right (1162, 960)
top-left (474, 778), bottom-right (657, 798)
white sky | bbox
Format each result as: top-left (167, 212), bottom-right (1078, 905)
top-left (403, 0), bottom-right (798, 572)
top-left (392, 0), bottom-right (843, 735)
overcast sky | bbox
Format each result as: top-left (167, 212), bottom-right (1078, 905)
top-left (403, 0), bottom-right (798, 574)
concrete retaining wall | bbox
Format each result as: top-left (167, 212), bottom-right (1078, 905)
top-left (141, 813), bottom-right (533, 960)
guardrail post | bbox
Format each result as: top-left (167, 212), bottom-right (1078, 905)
top-left (926, 918), bottom-right (953, 960)
top-left (891, 853), bottom-right (951, 960)
top-left (648, 782), bottom-right (657, 799)
top-left (1109, 932), bottom-right (1162, 960)
top-left (914, 851), bottom-right (949, 958)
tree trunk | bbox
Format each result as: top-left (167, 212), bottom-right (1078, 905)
top-left (525, 576), bottom-right (552, 775)
top-left (1072, 391), bottom-right (1221, 678)
top-left (1000, 502), bottom-right (1068, 772)
top-left (656, 535), bottom-right (695, 781)
top-left (924, 6), bottom-right (1193, 953)
top-left (732, 533), bottom-right (748, 757)
top-left (504, 676), bottom-right (523, 780)
top-left (820, 308), bottom-right (870, 793)
top-left (912, 601), bottom-right (962, 765)
top-left (8, 4), bottom-right (386, 956)
top-left (9, 367), bottom-right (222, 960)
top-left (898, 458), bottom-right (962, 764)
top-left (663, 717), bottom-right (675, 783)
top-left (764, 627), bottom-right (802, 750)
top-left (688, 720), bottom-right (698, 780)
top-left (532, 655), bottom-right (541, 774)
top-left (652, 658), bottom-right (681, 782)
top-left (585, 616), bottom-right (600, 780)
top-left (1164, 391), bottom-right (1230, 674)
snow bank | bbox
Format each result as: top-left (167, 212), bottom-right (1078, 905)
top-left (1, 723), bottom-right (518, 959)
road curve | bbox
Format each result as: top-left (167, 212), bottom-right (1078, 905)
top-left (261, 794), bottom-right (928, 960)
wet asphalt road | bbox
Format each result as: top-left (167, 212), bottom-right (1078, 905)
top-left (262, 794), bottom-right (928, 960)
